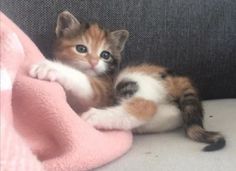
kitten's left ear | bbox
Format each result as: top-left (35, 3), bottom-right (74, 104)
top-left (110, 30), bottom-right (129, 51)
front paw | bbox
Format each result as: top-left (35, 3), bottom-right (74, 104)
top-left (29, 60), bottom-right (58, 81)
top-left (81, 108), bottom-right (106, 129)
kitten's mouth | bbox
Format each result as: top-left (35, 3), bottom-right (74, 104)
top-left (90, 65), bottom-right (96, 69)
top-left (85, 69), bottom-right (98, 76)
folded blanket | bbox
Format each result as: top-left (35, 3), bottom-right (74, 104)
top-left (0, 12), bottom-right (132, 171)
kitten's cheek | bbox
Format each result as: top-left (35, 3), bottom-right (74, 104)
top-left (76, 61), bottom-right (90, 71)
top-left (95, 61), bottom-right (107, 74)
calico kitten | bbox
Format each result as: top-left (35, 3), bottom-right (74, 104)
top-left (29, 11), bottom-right (129, 113)
top-left (82, 64), bottom-right (226, 151)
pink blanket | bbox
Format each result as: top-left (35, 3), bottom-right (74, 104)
top-left (0, 12), bottom-right (132, 171)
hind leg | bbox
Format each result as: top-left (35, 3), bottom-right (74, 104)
top-left (81, 97), bottom-right (157, 130)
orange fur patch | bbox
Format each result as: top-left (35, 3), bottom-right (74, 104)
top-left (124, 97), bottom-right (157, 120)
top-left (83, 24), bottom-right (107, 59)
top-left (121, 64), bottom-right (167, 76)
top-left (89, 76), bottom-right (114, 107)
top-left (165, 76), bottom-right (196, 98)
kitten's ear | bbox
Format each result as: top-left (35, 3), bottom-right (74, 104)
top-left (110, 30), bottom-right (129, 51)
top-left (55, 11), bottom-right (80, 38)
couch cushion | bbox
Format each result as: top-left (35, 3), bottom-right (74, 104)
top-left (1, 0), bottom-right (236, 100)
top-left (97, 99), bottom-right (236, 171)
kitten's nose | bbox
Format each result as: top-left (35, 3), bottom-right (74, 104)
top-left (89, 59), bottom-right (99, 68)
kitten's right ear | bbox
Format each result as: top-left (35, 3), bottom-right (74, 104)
top-left (55, 11), bottom-right (80, 38)
top-left (110, 30), bottom-right (129, 52)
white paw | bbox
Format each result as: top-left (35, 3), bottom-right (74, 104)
top-left (29, 60), bottom-right (59, 81)
top-left (81, 108), bottom-right (107, 129)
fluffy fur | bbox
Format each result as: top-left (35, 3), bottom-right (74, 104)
top-left (82, 64), bottom-right (226, 151)
top-left (29, 11), bottom-right (129, 113)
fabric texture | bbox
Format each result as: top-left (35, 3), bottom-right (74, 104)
top-left (1, 0), bottom-right (236, 100)
top-left (0, 16), bottom-right (44, 171)
top-left (97, 99), bottom-right (236, 171)
top-left (0, 13), bottom-right (132, 171)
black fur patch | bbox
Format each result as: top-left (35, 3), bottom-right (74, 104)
top-left (160, 72), bottom-right (168, 79)
top-left (160, 69), bottom-right (176, 79)
top-left (106, 57), bottom-right (119, 75)
top-left (166, 69), bottom-right (177, 76)
top-left (203, 137), bottom-right (226, 151)
top-left (115, 80), bottom-right (138, 99)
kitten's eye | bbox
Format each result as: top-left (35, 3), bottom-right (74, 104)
top-left (76, 45), bottom-right (87, 53)
top-left (100, 51), bottom-right (112, 61)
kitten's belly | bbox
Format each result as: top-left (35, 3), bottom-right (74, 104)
top-left (133, 104), bottom-right (183, 133)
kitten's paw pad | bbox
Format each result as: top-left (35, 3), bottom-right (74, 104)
top-left (29, 60), bottom-right (58, 81)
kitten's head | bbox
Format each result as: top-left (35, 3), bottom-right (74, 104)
top-left (53, 11), bottom-right (129, 76)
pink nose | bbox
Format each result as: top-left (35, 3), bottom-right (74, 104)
top-left (89, 59), bottom-right (98, 68)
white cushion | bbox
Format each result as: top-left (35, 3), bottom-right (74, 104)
top-left (97, 99), bottom-right (236, 171)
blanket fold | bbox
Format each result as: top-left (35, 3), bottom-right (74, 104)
top-left (0, 12), bottom-right (132, 171)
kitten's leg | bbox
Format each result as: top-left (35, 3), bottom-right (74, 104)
top-left (29, 60), bottom-right (93, 102)
top-left (82, 73), bottom-right (164, 130)
top-left (81, 106), bottom-right (144, 130)
top-left (81, 97), bottom-right (157, 130)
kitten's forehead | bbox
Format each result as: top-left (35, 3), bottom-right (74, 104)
top-left (85, 24), bottom-right (106, 39)
top-left (82, 24), bottom-right (108, 49)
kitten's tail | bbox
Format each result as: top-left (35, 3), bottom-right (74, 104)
top-left (186, 125), bottom-right (225, 151)
top-left (179, 89), bottom-right (225, 151)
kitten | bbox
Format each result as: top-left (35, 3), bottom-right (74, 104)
top-left (82, 64), bottom-right (226, 151)
top-left (29, 11), bottom-right (129, 113)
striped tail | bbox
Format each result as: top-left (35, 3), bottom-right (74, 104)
top-left (179, 89), bottom-right (225, 151)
